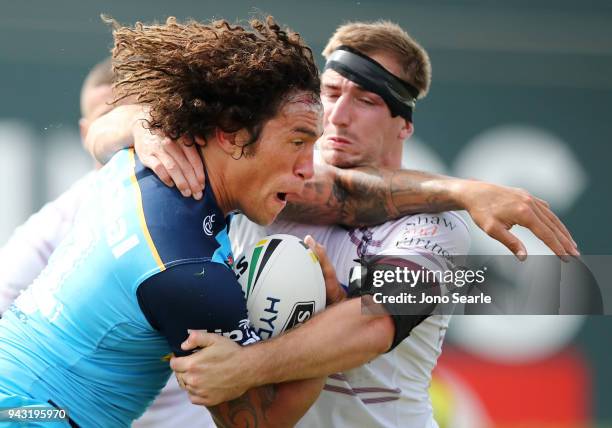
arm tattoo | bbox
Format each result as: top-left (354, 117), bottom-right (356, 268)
top-left (389, 170), bottom-right (458, 215)
top-left (337, 167), bottom-right (391, 226)
top-left (283, 165), bottom-right (461, 227)
top-left (210, 385), bottom-right (276, 428)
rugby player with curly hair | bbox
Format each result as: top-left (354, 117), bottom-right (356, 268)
top-left (0, 16), bottom-right (333, 428)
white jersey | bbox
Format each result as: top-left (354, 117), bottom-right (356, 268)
top-left (0, 172), bottom-right (94, 313)
top-left (133, 376), bottom-right (214, 428)
top-left (0, 171), bottom-right (214, 428)
top-left (230, 211), bottom-right (470, 428)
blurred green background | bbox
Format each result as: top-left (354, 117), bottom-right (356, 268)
top-left (1, 1), bottom-right (610, 426)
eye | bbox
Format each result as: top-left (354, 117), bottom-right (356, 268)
top-left (292, 140), bottom-right (305, 147)
top-left (359, 97), bottom-right (375, 105)
top-left (322, 92), bottom-right (340, 101)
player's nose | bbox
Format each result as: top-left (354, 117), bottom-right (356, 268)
top-left (295, 148), bottom-right (314, 181)
top-left (328, 94), bottom-right (351, 128)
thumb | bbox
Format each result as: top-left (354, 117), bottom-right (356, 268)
top-left (487, 225), bottom-right (528, 261)
top-left (181, 330), bottom-right (219, 351)
top-left (304, 235), bottom-right (345, 305)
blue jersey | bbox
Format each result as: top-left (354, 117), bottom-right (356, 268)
top-left (0, 149), bottom-right (258, 427)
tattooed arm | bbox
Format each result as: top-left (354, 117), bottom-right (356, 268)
top-left (207, 378), bottom-right (324, 428)
top-left (85, 107), bottom-right (577, 259)
top-left (281, 163), bottom-right (578, 260)
top-left (281, 164), bottom-right (456, 226)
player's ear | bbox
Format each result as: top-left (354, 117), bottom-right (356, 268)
top-left (214, 128), bottom-right (249, 158)
top-left (398, 119), bottom-right (413, 141)
top-left (79, 118), bottom-right (89, 142)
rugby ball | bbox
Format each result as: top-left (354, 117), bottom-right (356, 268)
top-left (233, 234), bottom-right (326, 339)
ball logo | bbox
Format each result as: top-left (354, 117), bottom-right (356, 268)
top-left (203, 214), bottom-right (216, 236)
top-left (283, 301), bottom-right (316, 331)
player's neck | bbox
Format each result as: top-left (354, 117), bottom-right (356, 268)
top-left (199, 146), bottom-right (235, 216)
top-left (360, 155), bottom-right (402, 170)
top-left (379, 142), bottom-right (403, 169)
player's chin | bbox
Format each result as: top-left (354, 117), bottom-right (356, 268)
top-left (268, 193), bottom-right (288, 223)
top-left (323, 149), bottom-right (359, 169)
top-left (250, 195), bottom-right (287, 226)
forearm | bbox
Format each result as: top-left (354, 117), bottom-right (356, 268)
top-left (84, 104), bottom-right (144, 163)
top-left (242, 298), bottom-right (393, 386)
top-left (210, 378), bottom-right (324, 428)
top-left (283, 164), bottom-right (468, 227)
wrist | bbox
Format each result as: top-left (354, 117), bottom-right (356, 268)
top-left (129, 105), bottom-right (149, 139)
top-left (443, 178), bottom-right (473, 211)
top-left (241, 341), bottom-right (274, 388)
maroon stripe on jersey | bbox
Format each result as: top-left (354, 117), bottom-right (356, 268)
top-left (352, 387), bottom-right (401, 394)
top-left (349, 231), bottom-right (362, 247)
top-left (323, 384), bottom-right (356, 396)
top-left (328, 373), bottom-right (348, 381)
top-left (362, 396), bottom-right (400, 404)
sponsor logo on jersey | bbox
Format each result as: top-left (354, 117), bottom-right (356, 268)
top-left (202, 319), bottom-right (260, 345)
top-left (405, 215), bottom-right (456, 231)
top-left (203, 214), bottom-right (216, 236)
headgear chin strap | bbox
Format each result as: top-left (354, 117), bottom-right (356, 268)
top-left (324, 46), bottom-right (419, 121)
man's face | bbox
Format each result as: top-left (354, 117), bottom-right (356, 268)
top-left (234, 94), bottom-right (322, 225)
top-left (319, 52), bottom-right (412, 169)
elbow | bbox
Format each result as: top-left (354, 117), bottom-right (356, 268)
top-left (83, 129), bottom-right (96, 160)
top-left (84, 123), bottom-right (105, 164)
top-left (366, 314), bottom-right (395, 355)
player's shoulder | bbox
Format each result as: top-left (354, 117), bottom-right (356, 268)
top-left (124, 152), bottom-right (230, 267)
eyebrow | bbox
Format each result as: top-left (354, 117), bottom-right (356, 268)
top-left (322, 82), bottom-right (341, 90)
top-left (293, 127), bottom-right (320, 138)
top-left (353, 85), bottom-right (382, 100)
top-left (323, 80), bottom-right (381, 101)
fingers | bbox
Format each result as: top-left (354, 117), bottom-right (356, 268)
top-left (516, 207), bottom-right (569, 261)
top-left (532, 201), bottom-right (579, 257)
top-left (153, 150), bottom-right (192, 197)
top-left (179, 137), bottom-right (206, 192)
top-left (176, 373), bottom-right (209, 405)
top-left (187, 393), bottom-right (209, 407)
top-left (135, 131), bottom-right (204, 199)
top-left (175, 372), bottom-right (187, 390)
top-left (535, 198), bottom-right (578, 251)
top-left (162, 141), bottom-right (204, 199)
top-left (486, 224), bottom-right (528, 261)
top-left (304, 235), bottom-right (345, 305)
top-left (147, 155), bottom-right (174, 188)
top-left (182, 330), bottom-right (219, 352)
top-left (497, 190), bottom-right (576, 261)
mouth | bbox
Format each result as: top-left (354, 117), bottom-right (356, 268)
top-left (328, 136), bottom-right (353, 145)
top-left (273, 192), bottom-right (289, 209)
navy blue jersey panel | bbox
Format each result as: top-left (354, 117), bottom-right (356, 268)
top-left (137, 261), bottom-right (258, 356)
top-left (133, 153), bottom-right (229, 267)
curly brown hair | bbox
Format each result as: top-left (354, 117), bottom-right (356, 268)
top-left (109, 16), bottom-right (320, 145)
